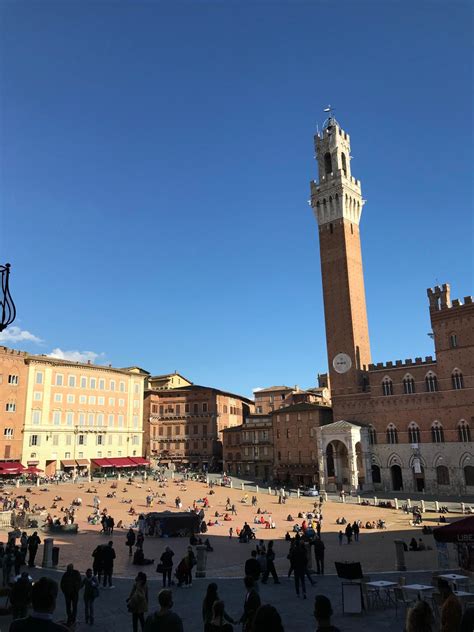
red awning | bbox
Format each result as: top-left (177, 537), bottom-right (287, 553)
top-left (92, 458), bottom-right (113, 468)
top-left (0, 461), bottom-right (26, 474)
top-left (108, 457), bottom-right (137, 468)
top-left (130, 457), bottom-right (149, 466)
top-left (75, 459), bottom-right (90, 467)
top-left (25, 466), bottom-right (43, 475)
top-left (433, 516), bottom-right (474, 543)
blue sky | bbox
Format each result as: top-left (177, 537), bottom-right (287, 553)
top-left (1, 1), bottom-right (472, 398)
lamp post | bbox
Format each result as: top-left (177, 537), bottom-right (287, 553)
top-left (0, 264), bottom-right (16, 332)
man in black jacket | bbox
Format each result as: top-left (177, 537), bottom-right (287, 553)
top-left (9, 577), bottom-right (68, 632)
top-left (240, 576), bottom-right (261, 632)
top-left (101, 541), bottom-right (116, 588)
top-left (313, 537), bottom-right (325, 575)
top-left (289, 540), bottom-right (307, 599)
top-left (244, 551), bottom-right (260, 584)
top-left (27, 533), bottom-right (41, 568)
top-left (60, 564), bottom-right (82, 625)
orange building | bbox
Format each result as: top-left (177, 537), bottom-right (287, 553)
top-left (0, 346), bottom-right (29, 467)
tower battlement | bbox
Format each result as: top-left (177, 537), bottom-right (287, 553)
top-left (427, 283), bottom-right (473, 312)
top-left (0, 345), bottom-right (28, 357)
top-left (367, 356), bottom-right (435, 372)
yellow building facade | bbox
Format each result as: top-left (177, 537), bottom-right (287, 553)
top-left (22, 356), bottom-right (148, 475)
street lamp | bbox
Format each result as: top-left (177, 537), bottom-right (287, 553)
top-left (0, 264), bottom-right (16, 332)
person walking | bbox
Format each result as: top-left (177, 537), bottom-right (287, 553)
top-left (20, 532), bottom-right (28, 564)
top-left (244, 551), bottom-right (260, 587)
top-left (126, 528), bottom-right (136, 556)
top-left (345, 523), bottom-right (353, 544)
top-left (352, 521), bottom-right (359, 542)
top-left (158, 547), bottom-right (174, 588)
top-left (82, 568), bottom-right (99, 625)
top-left (144, 589), bottom-right (183, 632)
top-left (102, 541), bottom-right (116, 588)
top-left (9, 572), bottom-right (33, 620)
top-left (127, 572), bottom-right (149, 632)
top-left (27, 532), bottom-right (41, 568)
top-left (289, 540), bottom-right (307, 599)
top-left (92, 545), bottom-right (104, 584)
top-left (239, 576), bottom-right (260, 632)
top-left (261, 541), bottom-right (280, 584)
top-left (60, 563), bottom-right (82, 626)
top-left (184, 546), bottom-right (196, 587)
top-left (2, 545), bottom-right (14, 586)
top-left (313, 538), bottom-right (325, 575)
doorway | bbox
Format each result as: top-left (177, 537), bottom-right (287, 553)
top-left (391, 464), bottom-right (403, 491)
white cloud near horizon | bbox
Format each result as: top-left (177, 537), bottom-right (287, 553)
top-left (48, 348), bottom-right (105, 364)
top-left (0, 326), bottom-right (43, 344)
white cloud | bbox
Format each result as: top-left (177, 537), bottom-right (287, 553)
top-left (48, 348), bottom-right (105, 364)
top-left (0, 326), bottom-right (43, 344)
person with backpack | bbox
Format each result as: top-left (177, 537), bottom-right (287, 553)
top-left (127, 572), bottom-right (148, 632)
top-left (82, 568), bottom-right (99, 625)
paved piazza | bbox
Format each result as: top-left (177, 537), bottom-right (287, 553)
top-left (0, 476), bottom-right (463, 631)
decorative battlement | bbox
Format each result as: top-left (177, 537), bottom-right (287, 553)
top-left (427, 283), bottom-right (473, 312)
top-left (0, 345), bottom-right (28, 357)
top-left (367, 356), bottom-right (436, 372)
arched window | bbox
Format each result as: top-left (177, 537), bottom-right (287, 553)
top-left (436, 465), bottom-right (450, 486)
top-left (452, 370), bottom-right (464, 390)
top-left (450, 333), bottom-right (458, 348)
top-left (371, 464), bottom-right (381, 483)
top-left (403, 375), bottom-right (415, 394)
top-left (368, 426), bottom-right (377, 445)
top-left (324, 152), bottom-right (333, 175)
top-left (458, 421), bottom-right (471, 443)
top-left (425, 372), bottom-right (438, 393)
top-left (386, 424), bottom-right (398, 444)
top-left (341, 152), bottom-right (347, 175)
top-left (382, 377), bottom-right (393, 396)
top-left (408, 423), bottom-right (421, 444)
top-left (465, 466), bottom-right (474, 487)
top-left (431, 422), bottom-right (444, 443)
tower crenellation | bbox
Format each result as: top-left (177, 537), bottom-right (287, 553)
top-left (310, 117), bottom-right (365, 227)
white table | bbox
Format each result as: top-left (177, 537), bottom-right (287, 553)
top-left (366, 580), bottom-right (397, 609)
top-left (438, 573), bottom-right (469, 590)
top-left (404, 584), bottom-right (433, 600)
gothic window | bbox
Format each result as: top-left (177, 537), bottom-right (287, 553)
top-left (382, 377), bottom-right (393, 396)
top-left (368, 426), bottom-right (377, 445)
top-left (458, 421), bottom-right (471, 442)
top-left (403, 375), bottom-right (415, 394)
top-left (324, 152), bottom-right (332, 175)
top-left (450, 333), bottom-right (458, 348)
top-left (452, 369), bottom-right (464, 390)
top-left (386, 424), bottom-right (398, 444)
top-left (465, 466), bottom-right (474, 487)
top-left (371, 464), bottom-right (381, 483)
top-left (431, 422), bottom-right (444, 444)
top-left (341, 152), bottom-right (347, 175)
top-left (408, 423), bottom-right (421, 445)
top-left (425, 372), bottom-right (438, 393)
top-left (436, 465), bottom-right (450, 486)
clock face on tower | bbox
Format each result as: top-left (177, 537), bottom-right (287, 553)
top-left (333, 353), bottom-right (352, 374)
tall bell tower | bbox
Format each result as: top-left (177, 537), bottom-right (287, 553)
top-left (310, 113), bottom-right (371, 397)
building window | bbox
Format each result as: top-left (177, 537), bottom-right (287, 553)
top-left (80, 376), bottom-right (87, 388)
top-left (8, 375), bottom-right (19, 385)
top-left (408, 423), bottom-right (421, 444)
top-left (99, 379), bottom-right (105, 390)
top-left (371, 464), bottom-right (381, 483)
top-left (97, 435), bottom-right (103, 445)
top-left (29, 435), bottom-right (39, 446)
top-left (53, 411), bottom-right (61, 425)
top-left (403, 376), bottom-right (415, 394)
top-left (78, 434), bottom-right (85, 445)
top-left (450, 333), bottom-right (458, 348)
top-left (287, 451), bottom-right (291, 462)
top-left (68, 375), bottom-right (76, 387)
top-left (35, 372), bottom-right (43, 385)
top-left (203, 403), bottom-right (208, 413)
top-left (119, 381), bottom-right (125, 392)
top-left (98, 414), bottom-right (104, 427)
top-left (256, 406), bottom-right (262, 414)
top-left (176, 404), bottom-right (181, 415)
top-left (110, 380), bottom-right (115, 391)
top-left (67, 395), bottom-right (75, 403)
top-left (88, 414), bottom-right (94, 426)
top-left (79, 395), bottom-right (86, 404)
top-left (52, 434), bottom-right (59, 446)
top-left (286, 429), bottom-right (290, 438)
top-left (54, 394), bottom-right (62, 403)
top-left (118, 399), bottom-right (125, 407)
top-left (185, 403), bottom-right (190, 413)
top-left (298, 428), bottom-right (302, 438)
top-left (98, 396), bottom-right (104, 405)
top-left (34, 392), bottom-right (42, 401)
top-left (431, 422), bottom-right (444, 443)
top-left (452, 370), bottom-right (464, 390)
top-left (382, 378), bottom-right (393, 396)
top-left (79, 413), bottom-right (85, 426)
top-left (436, 465), bottom-right (450, 486)
top-left (277, 451), bottom-right (281, 461)
top-left (458, 421), bottom-right (471, 443)
top-left (55, 374), bottom-right (63, 386)
top-left (193, 425), bottom-right (198, 435)
top-left (368, 426), bottom-right (377, 445)
top-left (425, 372), bottom-right (438, 392)
top-left (193, 403), bottom-right (199, 414)
top-left (3, 428), bottom-right (13, 438)
top-left (66, 413), bottom-right (73, 426)
top-left (5, 403), bottom-right (16, 412)
top-left (32, 410), bottom-right (42, 425)
top-left (386, 424), bottom-right (398, 444)
top-left (108, 414), bottom-right (114, 426)
top-left (465, 466), bottom-right (474, 487)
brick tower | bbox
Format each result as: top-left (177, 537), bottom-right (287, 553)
top-left (310, 113), bottom-right (371, 397)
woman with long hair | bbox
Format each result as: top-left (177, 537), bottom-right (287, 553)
top-left (205, 600), bottom-right (233, 632)
top-left (127, 572), bottom-right (148, 632)
top-left (406, 600), bottom-right (433, 632)
top-left (202, 583), bottom-right (234, 629)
